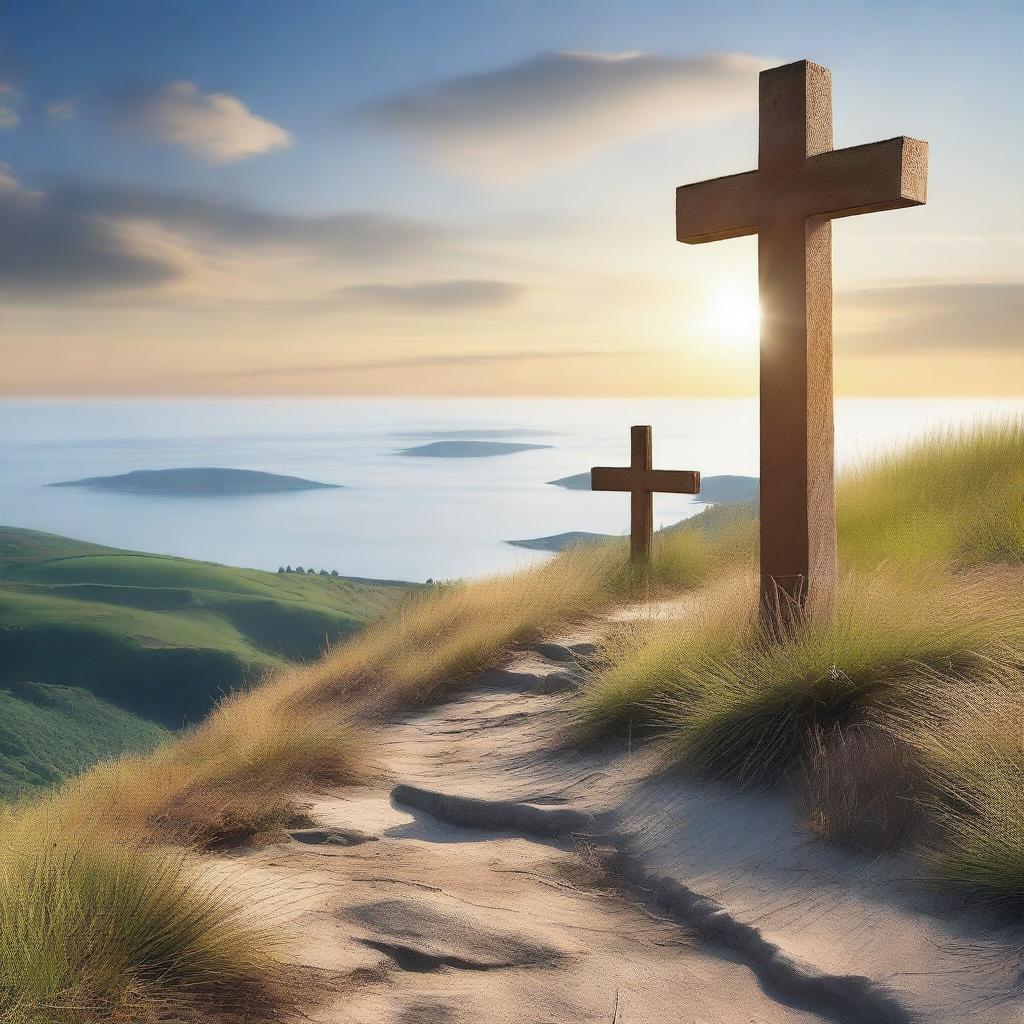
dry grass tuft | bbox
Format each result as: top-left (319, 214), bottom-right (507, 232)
top-left (797, 724), bottom-right (926, 852)
top-left (0, 687), bottom-right (365, 1019)
top-left (50, 687), bottom-right (369, 850)
top-left (884, 669), bottom-right (1024, 903)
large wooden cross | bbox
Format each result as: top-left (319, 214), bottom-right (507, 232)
top-left (591, 425), bottom-right (700, 562)
top-left (676, 59), bottom-right (927, 616)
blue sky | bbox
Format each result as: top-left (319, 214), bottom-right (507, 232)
top-left (2, 0), bottom-right (1021, 395)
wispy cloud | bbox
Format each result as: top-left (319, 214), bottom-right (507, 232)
top-left (189, 349), bottom-right (650, 380)
top-left (0, 166), bottom-right (183, 294)
top-left (359, 50), bottom-right (765, 182)
top-left (838, 282), bottom-right (1024, 352)
top-left (111, 80), bottom-right (292, 162)
top-left (338, 279), bottom-right (522, 311)
top-left (59, 182), bottom-right (446, 258)
top-left (1, 176), bottom-right (453, 296)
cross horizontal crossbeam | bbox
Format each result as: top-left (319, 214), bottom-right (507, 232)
top-left (677, 137), bottom-right (928, 244)
top-left (591, 467), bottom-right (700, 494)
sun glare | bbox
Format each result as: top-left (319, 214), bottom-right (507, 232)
top-left (704, 284), bottom-right (761, 350)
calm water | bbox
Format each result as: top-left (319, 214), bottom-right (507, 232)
top-left (1, 398), bottom-right (1021, 582)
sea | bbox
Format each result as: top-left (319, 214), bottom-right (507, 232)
top-left (1, 397), bottom-right (1022, 583)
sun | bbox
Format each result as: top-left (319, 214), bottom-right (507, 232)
top-left (703, 283), bottom-right (761, 350)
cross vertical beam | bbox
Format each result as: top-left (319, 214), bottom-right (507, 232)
top-left (758, 214), bottom-right (835, 611)
top-left (758, 61), bottom-right (836, 613)
top-left (630, 425), bottom-right (654, 561)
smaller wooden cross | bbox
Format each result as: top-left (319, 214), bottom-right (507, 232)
top-left (591, 425), bottom-right (701, 562)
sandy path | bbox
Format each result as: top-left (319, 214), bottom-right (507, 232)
top-left (214, 641), bottom-right (826, 1024)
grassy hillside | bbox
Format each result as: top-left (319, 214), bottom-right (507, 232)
top-left (0, 527), bottom-right (409, 796)
top-left (0, 682), bottom-right (168, 800)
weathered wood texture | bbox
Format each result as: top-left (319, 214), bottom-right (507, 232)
top-left (676, 60), bottom-right (927, 615)
top-left (591, 425), bottom-right (700, 561)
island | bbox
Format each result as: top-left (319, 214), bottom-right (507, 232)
top-left (690, 475), bottom-right (760, 503)
top-left (548, 472), bottom-right (759, 503)
top-left (545, 472), bottom-right (592, 490)
top-left (398, 441), bottom-right (554, 458)
top-left (48, 467), bottom-right (342, 497)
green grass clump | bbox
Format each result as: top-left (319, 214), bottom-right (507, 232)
top-left (0, 810), bottom-right (288, 1023)
top-left (573, 572), bottom-right (754, 738)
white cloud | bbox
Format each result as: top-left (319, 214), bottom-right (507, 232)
top-left (117, 80), bottom-right (293, 162)
top-left (360, 51), bottom-right (766, 182)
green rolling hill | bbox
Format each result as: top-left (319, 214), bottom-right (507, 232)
top-left (0, 527), bottom-right (411, 798)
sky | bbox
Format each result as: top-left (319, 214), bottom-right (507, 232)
top-left (1, 0), bottom-right (1021, 397)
